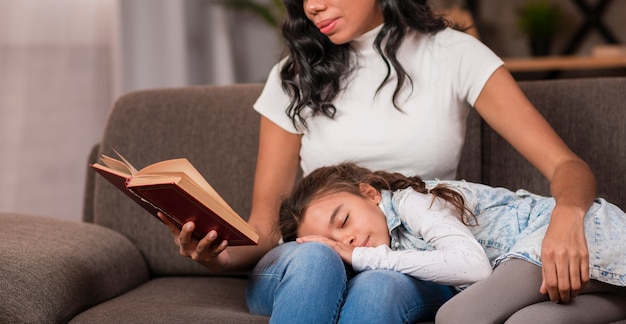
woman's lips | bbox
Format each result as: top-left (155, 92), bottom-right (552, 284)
top-left (316, 19), bottom-right (337, 35)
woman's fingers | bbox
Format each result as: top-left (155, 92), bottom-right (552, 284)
top-left (191, 230), bottom-right (226, 260)
top-left (157, 212), bottom-right (181, 235)
top-left (178, 222), bottom-right (196, 256)
top-left (540, 246), bottom-right (590, 303)
top-left (156, 212), bottom-right (230, 273)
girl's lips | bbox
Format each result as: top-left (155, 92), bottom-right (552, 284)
top-left (316, 19), bottom-right (337, 35)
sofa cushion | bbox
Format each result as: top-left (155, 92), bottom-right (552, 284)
top-left (69, 277), bottom-right (269, 323)
top-left (0, 213), bottom-right (149, 323)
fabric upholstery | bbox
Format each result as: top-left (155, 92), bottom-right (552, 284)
top-left (82, 143), bottom-right (100, 224)
top-left (70, 277), bottom-right (268, 323)
top-left (480, 78), bottom-right (626, 209)
top-left (0, 213), bottom-right (148, 323)
top-left (456, 105), bottom-right (482, 183)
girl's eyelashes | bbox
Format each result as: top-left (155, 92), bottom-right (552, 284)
top-left (341, 214), bottom-right (349, 228)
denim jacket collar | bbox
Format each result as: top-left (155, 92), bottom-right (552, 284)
top-left (379, 189), bottom-right (433, 251)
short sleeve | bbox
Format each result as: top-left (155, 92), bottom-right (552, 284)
top-left (435, 29), bottom-right (504, 106)
top-left (253, 61), bottom-right (302, 134)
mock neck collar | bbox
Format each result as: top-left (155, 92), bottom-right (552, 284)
top-left (350, 24), bottom-right (383, 52)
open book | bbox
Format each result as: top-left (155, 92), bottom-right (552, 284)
top-left (90, 151), bottom-right (259, 246)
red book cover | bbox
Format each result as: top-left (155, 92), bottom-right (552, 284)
top-left (130, 182), bottom-right (258, 245)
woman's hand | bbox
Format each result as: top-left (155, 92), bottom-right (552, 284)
top-left (539, 204), bottom-right (590, 303)
top-left (297, 235), bottom-right (355, 264)
top-left (157, 212), bottom-right (230, 273)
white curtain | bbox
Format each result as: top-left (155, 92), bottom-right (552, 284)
top-left (117, 0), bottom-right (239, 94)
top-left (0, 0), bottom-right (280, 222)
top-left (0, 0), bottom-right (117, 221)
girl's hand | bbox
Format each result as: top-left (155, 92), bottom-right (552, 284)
top-left (297, 235), bottom-right (355, 264)
top-left (539, 204), bottom-right (589, 303)
top-left (157, 212), bottom-right (230, 273)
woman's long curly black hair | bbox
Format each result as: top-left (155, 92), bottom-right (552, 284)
top-left (280, 0), bottom-right (448, 129)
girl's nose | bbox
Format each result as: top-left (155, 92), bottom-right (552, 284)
top-left (343, 236), bottom-right (356, 246)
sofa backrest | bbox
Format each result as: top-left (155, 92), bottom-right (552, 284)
top-left (89, 84), bottom-right (263, 276)
top-left (85, 77), bottom-right (625, 276)
top-left (463, 77), bottom-right (626, 210)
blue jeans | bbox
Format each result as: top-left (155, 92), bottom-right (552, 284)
top-left (246, 242), bottom-right (455, 323)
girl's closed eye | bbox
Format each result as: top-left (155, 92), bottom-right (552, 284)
top-left (341, 214), bottom-right (350, 228)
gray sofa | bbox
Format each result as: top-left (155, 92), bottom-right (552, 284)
top-left (2, 77), bottom-right (625, 323)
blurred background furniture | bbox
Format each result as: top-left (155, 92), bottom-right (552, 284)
top-left (560, 0), bottom-right (619, 55)
top-left (464, 0), bottom-right (620, 54)
top-left (504, 45), bottom-right (626, 79)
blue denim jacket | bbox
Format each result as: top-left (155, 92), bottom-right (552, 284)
top-left (380, 181), bottom-right (626, 287)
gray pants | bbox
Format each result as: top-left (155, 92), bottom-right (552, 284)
top-left (436, 259), bottom-right (626, 324)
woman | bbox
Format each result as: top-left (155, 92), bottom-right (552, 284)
top-left (159, 0), bottom-right (597, 322)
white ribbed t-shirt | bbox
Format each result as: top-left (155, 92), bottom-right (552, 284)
top-left (254, 26), bottom-right (503, 179)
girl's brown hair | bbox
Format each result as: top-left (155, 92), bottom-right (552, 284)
top-left (278, 163), bottom-right (475, 242)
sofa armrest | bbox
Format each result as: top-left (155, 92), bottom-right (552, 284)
top-left (0, 213), bottom-right (149, 323)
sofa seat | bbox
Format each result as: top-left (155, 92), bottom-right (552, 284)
top-left (70, 277), bottom-right (269, 323)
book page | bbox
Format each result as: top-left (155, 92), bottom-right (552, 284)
top-left (137, 158), bottom-right (237, 215)
top-left (128, 178), bottom-right (258, 244)
top-left (113, 149), bottom-right (139, 174)
top-left (129, 176), bottom-right (255, 238)
top-left (175, 176), bottom-right (250, 229)
top-left (93, 156), bottom-right (132, 178)
top-left (98, 152), bottom-right (137, 176)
